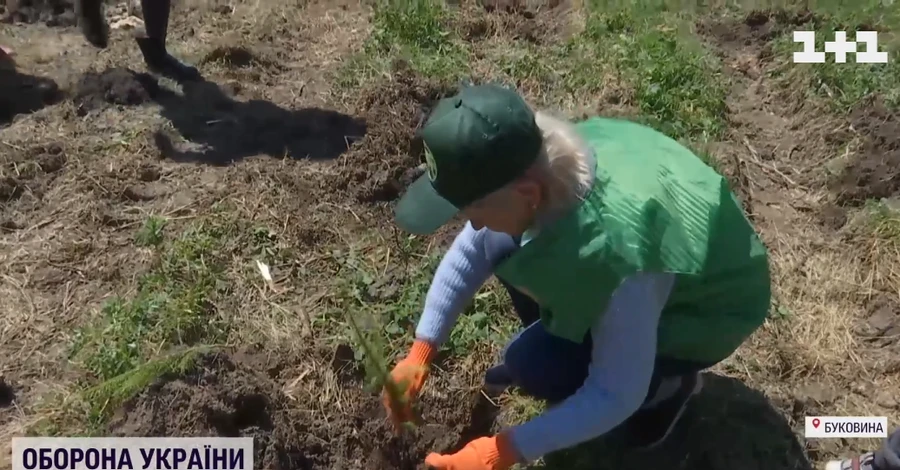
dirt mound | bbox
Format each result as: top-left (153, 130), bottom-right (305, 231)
top-left (1, 141), bottom-right (66, 196)
top-left (477, 0), bottom-right (565, 15)
top-left (109, 351), bottom-right (496, 470)
top-left (335, 61), bottom-right (453, 204)
top-left (832, 99), bottom-right (900, 206)
top-left (72, 68), bottom-right (160, 115)
top-left (1, 0), bottom-right (75, 25)
top-left (461, 0), bottom-right (569, 44)
top-left (697, 9), bottom-right (813, 62)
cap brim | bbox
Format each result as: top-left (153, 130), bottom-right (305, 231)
top-left (394, 174), bottom-right (460, 235)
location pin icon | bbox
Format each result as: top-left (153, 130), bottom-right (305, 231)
top-left (812, 418), bottom-right (821, 428)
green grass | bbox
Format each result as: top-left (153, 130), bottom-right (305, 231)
top-left (29, 347), bottom-right (211, 436)
top-left (335, 0), bottom-right (469, 89)
top-left (864, 199), bottom-right (900, 244)
top-left (71, 217), bottom-right (232, 381)
top-left (328, 236), bottom-right (518, 365)
top-left (498, 6), bottom-right (728, 143)
top-left (38, 215), bottom-right (237, 434)
top-left (770, 2), bottom-right (900, 111)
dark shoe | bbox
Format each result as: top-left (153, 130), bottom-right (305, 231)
top-left (135, 36), bottom-right (201, 82)
top-left (75, 0), bottom-right (108, 48)
top-left (621, 373), bottom-right (703, 450)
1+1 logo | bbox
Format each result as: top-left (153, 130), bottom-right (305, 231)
top-left (793, 31), bottom-right (889, 63)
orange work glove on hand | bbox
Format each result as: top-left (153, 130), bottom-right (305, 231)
top-left (425, 434), bottom-right (521, 470)
top-left (383, 340), bottom-right (436, 430)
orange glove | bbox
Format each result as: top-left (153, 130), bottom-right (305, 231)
top-left (425, 434), bottom-right (521, 470)
top-left (383, 340), bottom-right (436, 430)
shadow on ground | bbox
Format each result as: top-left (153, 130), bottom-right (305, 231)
top-left (531, 373), bottom-right (811, 470)
top-left (0, 59), bottom-right (63, 125)
top-left (151, 78), bottom-right (368, 165)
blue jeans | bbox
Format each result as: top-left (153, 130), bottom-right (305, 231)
top-left (492, 278), bottom-right (718, 404)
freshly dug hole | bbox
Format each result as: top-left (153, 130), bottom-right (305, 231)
top-left (108, 351), bottom-right (496, 470)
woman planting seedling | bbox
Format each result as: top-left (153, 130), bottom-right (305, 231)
top-left (382, 83), bottom-right (773, 469)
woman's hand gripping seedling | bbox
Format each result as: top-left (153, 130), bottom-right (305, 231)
top-left (344, 309), bottom-right (423, 432)
top-left (383, 340), bottom-right (435, 431)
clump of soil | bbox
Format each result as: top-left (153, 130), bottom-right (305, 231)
top-left (1, 0), bottom-right (75, 26)
top-left (109, 351), bottom-right (495, 470)
top-left (696, 9), bottom-right (814, 62)
top-left (201, 46), bottom-right (282, 71)
top-left (477, 0), bottom-right (565, 15)
top-left (832, 98), bottom-right (900, 206)
top-left (862, 294), bottom-right (900, 348)
top-left (335, 60), bottom-right (453, 204)
top-left (0, 143), bottom-right (66, 213)
top-left (72, 68), bottom-right (160, 115)
top-left (461, 0), bottom-right (569, 44)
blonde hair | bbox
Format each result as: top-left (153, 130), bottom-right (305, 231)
top-left (532, 110), bottom-right (594, 208)
top-left (472, 109), bottom-right (595, 229)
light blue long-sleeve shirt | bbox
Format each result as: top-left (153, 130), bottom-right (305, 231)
top-left (415, 222), bottom-right (675, 462)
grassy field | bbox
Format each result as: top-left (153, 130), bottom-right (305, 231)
top-left (1, 0), bottom-right (899, 468)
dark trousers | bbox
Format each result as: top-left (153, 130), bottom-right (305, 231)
top-left (496, 278), bottom-right (717, 404)
top-left (876, 428), bottom-right (900, 470)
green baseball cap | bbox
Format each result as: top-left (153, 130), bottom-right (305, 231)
top-left (394, 84), bottom-right (542, 234)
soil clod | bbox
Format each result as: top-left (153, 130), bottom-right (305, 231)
top-left (109, 351), bottom-right (494, 470)
top-left (335, 61), bottom-right (453, 204)
top-left (833, 99), bottom-right (900, 206)
top-left (73, 68), bottom-right (160, 115)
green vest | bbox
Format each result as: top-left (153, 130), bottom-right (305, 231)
top-left (494, 117), bottom-right (771, 363)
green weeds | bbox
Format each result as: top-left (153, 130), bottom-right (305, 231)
top-left (50, 215), bottom-right (236, 432)
top-left (71, 218), bottom-right (231, 382)
top-left (329, 236), bottom-right (517, 364)
top-left (496, 6), bottom-right (728, 142)
top-left (336, 0), bottom-right (468, 89)
top-left (864, 199), bottom-right (900, 244)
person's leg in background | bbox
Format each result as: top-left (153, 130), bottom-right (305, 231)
top-left (75, 0), bottom-right (108, 48)
top-left (827, 428), bottom-right (900, 470)
top-left (134, 0), bottom-right (201, 82)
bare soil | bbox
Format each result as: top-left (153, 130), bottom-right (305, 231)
top-left (331, 60), bottom-right (452, 204)
top-left (833, 100), bottom-right (900, 206)
top-left (72, 67), bottom-right (160, 114)
top-left (108, 350), bottom-right (496, 470)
